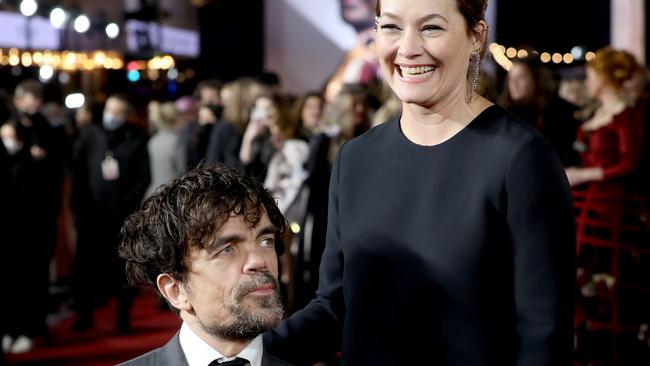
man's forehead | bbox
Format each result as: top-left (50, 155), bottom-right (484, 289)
top-left (216, 211), bottom-right (273, 234)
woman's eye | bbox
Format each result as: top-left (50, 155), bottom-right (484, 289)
top-left (380, 24), bottom-right (401, 31)
top-left (422, 25), bottom-right (443, 32)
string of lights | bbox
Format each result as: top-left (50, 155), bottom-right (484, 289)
top-left (489, 42), bottom-right (596, 71)
top-left (3, 0), bottom-right (122, 39)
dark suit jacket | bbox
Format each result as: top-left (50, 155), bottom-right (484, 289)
top-left (119, 333), bottom-right (293, 366)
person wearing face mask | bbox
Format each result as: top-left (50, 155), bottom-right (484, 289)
top-left (1, 80), bottom-right (64, 353)
top-left (265, 1), bottom-right (575, 365)
top-left (71, 94), bottom-right (150, 333)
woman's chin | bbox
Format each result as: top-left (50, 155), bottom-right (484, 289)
top-left (395, 92), bottom-right (432, 106)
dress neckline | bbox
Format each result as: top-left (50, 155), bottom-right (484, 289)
top-left (395, 104), bottom-right (498, 149)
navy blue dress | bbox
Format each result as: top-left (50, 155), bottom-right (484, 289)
top-left (266, 105), bottom-right (576, 365)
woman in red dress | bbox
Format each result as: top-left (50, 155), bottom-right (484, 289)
top-left (567, 47), bottom-right (648, 365)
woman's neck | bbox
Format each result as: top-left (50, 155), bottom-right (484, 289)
top-left (400, 95), bottom-right (492, 146)
top-left (598, 87), bottom-right (625, 111)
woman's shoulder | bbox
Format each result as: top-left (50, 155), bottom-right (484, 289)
top-left (464, 105), bottom-right (564, 175)
top-left (342, 117), bottom-right (398, 152)
top-left (468, 105), bottom-right (546, 148)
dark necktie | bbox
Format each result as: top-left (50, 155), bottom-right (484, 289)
top-left (208, 357), bottom-right (251, 366)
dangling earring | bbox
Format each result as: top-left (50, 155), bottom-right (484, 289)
top-left (466, 49), bottom-right (481, 104)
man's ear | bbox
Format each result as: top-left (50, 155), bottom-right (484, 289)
top-left (157, 273), bottom-right (192, 312)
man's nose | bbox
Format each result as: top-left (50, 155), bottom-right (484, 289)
top-left (242, 248), bottom-right (268, 273)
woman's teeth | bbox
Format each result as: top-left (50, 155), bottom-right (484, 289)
top-left (399, 65), bottom-right (435, 78)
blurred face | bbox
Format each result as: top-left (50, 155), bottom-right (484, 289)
top-left (1, 123), bottom-right (22, 155)
top-left (254, 97), bottom-right (279, 127)
top-left (200, 87), bottom-right (220, 107)
top-left (301, 96), bottom-right (323, 131)
top-left (182, 213), bottom-right (283, 340)
top-left (341, 0), bottom-right (375, 31)
top-left (585, 67), bottom-right (606, 99)
top-left (220, 86), bottom-right (233, 107)
top-left (104, 97), bottom-right (129, 122)
top-left (375, 0), bottom-right (478, 108)
top-left (507, 63), bottom-right (536, 102)
top-left (198, 106), bottom-right (218, 125)
top-left (14, 94), bottom-right (42, 115)
top-left (351, 93), bottom-right (369, 125)
top-left (75, 106), bottom-right (93, 127)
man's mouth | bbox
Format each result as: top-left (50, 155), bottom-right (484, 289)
top-left (236, 272), bottom-right (279, 301)
top-left (248, 283), bottom-right (275, 296)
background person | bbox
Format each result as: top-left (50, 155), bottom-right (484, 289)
top-left (71, 94), bottom-right (150, 333)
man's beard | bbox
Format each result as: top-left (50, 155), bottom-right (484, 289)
top-left (200, 272), bottom-right (284, 340)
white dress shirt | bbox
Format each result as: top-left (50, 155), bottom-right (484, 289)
top-left (179, 322), bottom-right (263, 366)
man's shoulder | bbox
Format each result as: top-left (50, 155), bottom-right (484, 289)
top-left (118, 348), bottom-right (159, 366)
top-left (118, 333), bottom-right (186, 366)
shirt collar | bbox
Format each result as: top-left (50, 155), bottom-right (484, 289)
top-left (178, 322), bottom-right (263, 366)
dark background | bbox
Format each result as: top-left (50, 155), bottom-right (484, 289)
top-left (496, 0), bottom-right (611, 52)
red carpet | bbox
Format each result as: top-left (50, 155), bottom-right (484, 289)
top-left (6, 289), bottom-right (181, 366)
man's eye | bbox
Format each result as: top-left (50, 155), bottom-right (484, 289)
top-left (260, 238), bottom-right (275, 248)
top-left (220, 246), bottom-right (235, 255)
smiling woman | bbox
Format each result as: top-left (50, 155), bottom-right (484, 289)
top-left (265, 1), bottom-right (577, 365)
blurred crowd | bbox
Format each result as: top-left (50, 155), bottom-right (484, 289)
top-left (0, 45), bottom-right (649, 364)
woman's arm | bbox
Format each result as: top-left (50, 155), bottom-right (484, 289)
top-left (264, 144), bottom-right (347, 365)
top-left (506, 137), bottom-right (576, 366)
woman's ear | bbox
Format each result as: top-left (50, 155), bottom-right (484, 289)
top-left (157, 273), bottom-right (192, 313)
top-left (472, 20), bottom-right (489, 53)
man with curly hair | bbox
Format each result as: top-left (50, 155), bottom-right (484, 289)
top-left (118, 165), bottom-right (292, 366)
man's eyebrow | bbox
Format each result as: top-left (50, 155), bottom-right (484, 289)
top-left (209, 234), bottom-right (244, 249)
top-left (380, 12), bottom-right (448, 23)
top-left (255, 224), bottom-right (279, 237)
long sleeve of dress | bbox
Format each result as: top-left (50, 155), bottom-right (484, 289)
top-left (264, 145), bottom-right (346, 365)
top-left (506, 137), bottom-right (576, 366)
top-left (601, 119), bottom-right (640, 179)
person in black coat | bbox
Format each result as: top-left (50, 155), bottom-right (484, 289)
top-left (180, 79), bottom-right (222, 169)
top-left (71, 94), bottom-right (150, 333)
top-left (0, 120), bottom-right (13, 358)
top-left (264, 1), bottom-right (575, 365)
top-left (0, 81), bottom-right (64, 351)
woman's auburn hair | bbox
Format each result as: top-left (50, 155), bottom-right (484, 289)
top-left (588, 47), bottom-right (640, 89)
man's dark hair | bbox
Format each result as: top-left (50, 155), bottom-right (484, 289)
top-left (119, 164), bottom-right (286, 291)
top-left (14, 79), bottom-right (44, 100)
top-left (259, 72), bottom-right (281, 88)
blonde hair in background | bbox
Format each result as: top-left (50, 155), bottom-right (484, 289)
top-left (222, 78), bottom-right (269, 133)
top-left (148, 101), bottom-right (178, 132)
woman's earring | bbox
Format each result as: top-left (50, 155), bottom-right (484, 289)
top-left (467, 50), bottom-right (481, 104)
